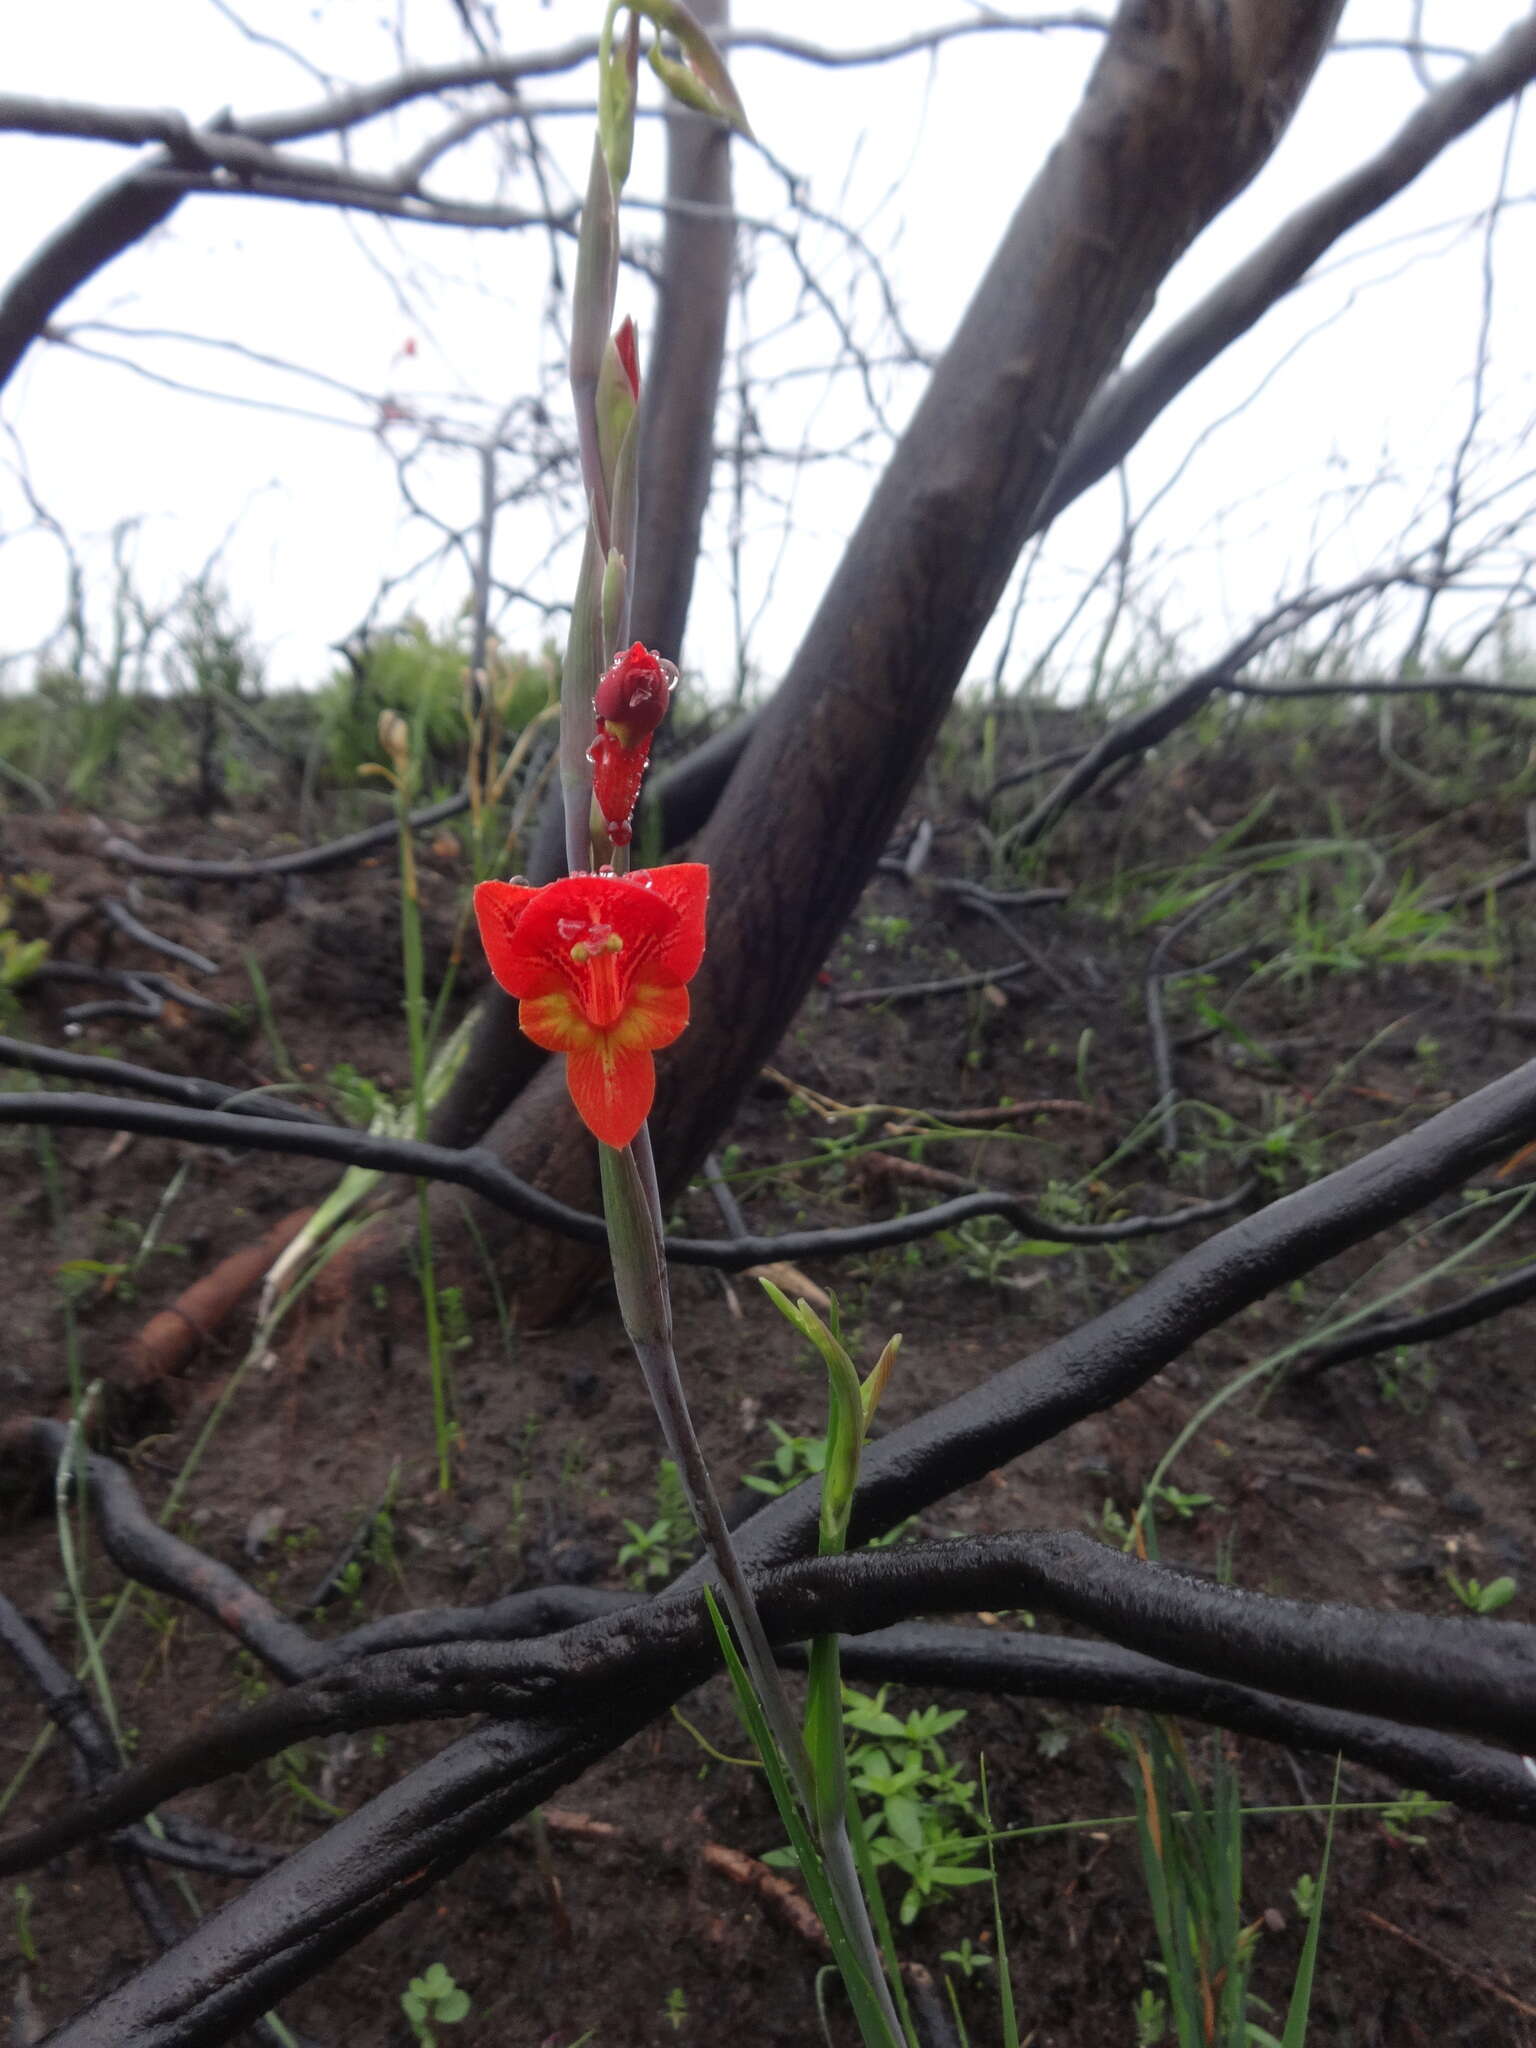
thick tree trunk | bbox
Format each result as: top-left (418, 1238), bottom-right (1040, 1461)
top-left (425, 0), bottom-right (1347, 1315)
top-left (629, 0), bottom-right (735, 664)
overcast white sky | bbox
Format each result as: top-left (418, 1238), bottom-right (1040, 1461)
top-left (1, 2), bottom-right (1533, 705)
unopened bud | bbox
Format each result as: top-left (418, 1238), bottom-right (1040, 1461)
top-left (594, 642), bottom-right (675, 749)
top-left (377, 710), bottom-right (410, 769)
top-left (596, 319), bottom-right (640, 491)
top-left (638, 2), bottom-right (753, 138)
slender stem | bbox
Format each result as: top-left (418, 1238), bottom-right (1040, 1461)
top-left (396, 760), bottom-right (453, 1490)
top-left (600, 1142), bottom-right (904, 2041)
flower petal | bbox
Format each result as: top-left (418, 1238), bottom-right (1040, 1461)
top-left (473, 880), bottom-right (544, 997)
top-left (517, 988), bottom-right (593, 1055)
top-left (519, 980), bottom-right (688, 1059)
top-left (565, 1044), bottom-right (655, 1148)
top-left (645, 863), bottom-right (709, 982)
top-left (612, 978), bottom-right (691, 1052)
top-left (511, 871), bottom-right (680, 970)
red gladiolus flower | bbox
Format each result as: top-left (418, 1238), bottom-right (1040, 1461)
top-left (591, 642), bottom-right (675, 846)
top-left (474, 864), bottom-right (708, 1148)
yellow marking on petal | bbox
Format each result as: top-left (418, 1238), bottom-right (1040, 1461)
top-left (519, 989), bottom-right (598, 1054)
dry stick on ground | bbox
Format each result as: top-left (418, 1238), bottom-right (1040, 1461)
top-left (834, 957), bottom-right (1039, 1007)
top-left (126, 1206), bottom-right (317, 1387)
top-left (0, 1037), bottom-right (335, 1125)
top-left (0, 1091), bottom-right (1252, 1261)
top-left (882, 1097), bottom-right (1095, 1129)
top-left (1144, 875), bottom-right (1246, 1153)
top-left (96, 898), bottom-right (219, 976)
top-left (1427, 848), bottom-right (1536, 914)
top-left (1357, 1911), bottom-right (1536, 2025)
top-left (94, 787), bottom-right (470, 882)
top-left (1289, 1253), bottom-right (1536, 1382)
top-left (875, 858), bottom-right (1072, 910)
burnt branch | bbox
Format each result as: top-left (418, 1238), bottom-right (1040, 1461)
top-left (96, 788), bottom-right (469, 881)
top-left (4, 1527), bottom-right (1533, 1877)
top-left (0, 1092), bottom-right (1250, 1261)
top-left (1039, 11), bottom-right (1536, 520)
top-left (1291, 1256), bottom-right (1536, 1381)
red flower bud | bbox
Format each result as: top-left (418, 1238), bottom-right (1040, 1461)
top-left (590, 643), bottom-right (676, 846)
top-left (614, 315), bottom-right (640, 402)
top-left (594, 642), bottom-right (672, 740)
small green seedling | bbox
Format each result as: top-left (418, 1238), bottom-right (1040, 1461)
top-left (1132, 1986), bottom-right (1167, 2046)
top-left (616, 1457), bottom-right (694, 1587)
top-left (663, 1985), bottom-right (688, 2030)
top-left (12, 1882), bottom-right (37, 1965)
top-left (1444, 1568), bottom-right (1517, 1615)
top-left (1380, 1788), bottom-right (1450, 1844)
top-left (1148, 1483), bottom-right (1217, 1521)
top-left (742, 1419), bottom-right (828, 1497)
top-left (940, 1936), bottom-right (993, 1981)
top-left (401, 1963), bottom-right (470, 2046)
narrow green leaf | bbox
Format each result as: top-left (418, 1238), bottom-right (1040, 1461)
top-left (1279, 1757), bottom-right (1343, 2048)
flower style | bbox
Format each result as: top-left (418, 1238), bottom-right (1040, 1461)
top-left (474, 863), bottom-right (707, 1148)
top-left (590, 641), bottom-right (675, 847)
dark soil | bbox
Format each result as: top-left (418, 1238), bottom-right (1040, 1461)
top-left (4, 695), bottom-right (1536, 2047)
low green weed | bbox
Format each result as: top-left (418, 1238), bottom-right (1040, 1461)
top-left (1372, 1345), bottom-right (1438, 1413)
top-left (1444, 1568), bottom-right (1517, 1615)
top-left (401, 1963), bottom-right (471, 2046)
top-left (1379, 1789), bottom-right (1450, 1844)
top-left (12, 1882), bottom-right (37, 1965)
top-left (617, 1457), bottom-right (695, 1587)
top-left (742, 1419), bottom-right (828, 1497)
top-left (785, 1685), bottom-right (990, 1928)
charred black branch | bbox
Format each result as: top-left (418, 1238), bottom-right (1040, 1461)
top-left (0, 1091), bottom-right (1251, 1259)
top-left (96, 788), bottom-right (469, 881)
top-left (4, 1528), bottom-right (1534, 1879)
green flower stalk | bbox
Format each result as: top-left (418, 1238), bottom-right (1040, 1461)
top-left (762, 1284), bottom-right (909, 2039)
top-left (475, 16), bottom-right (908, 2040)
